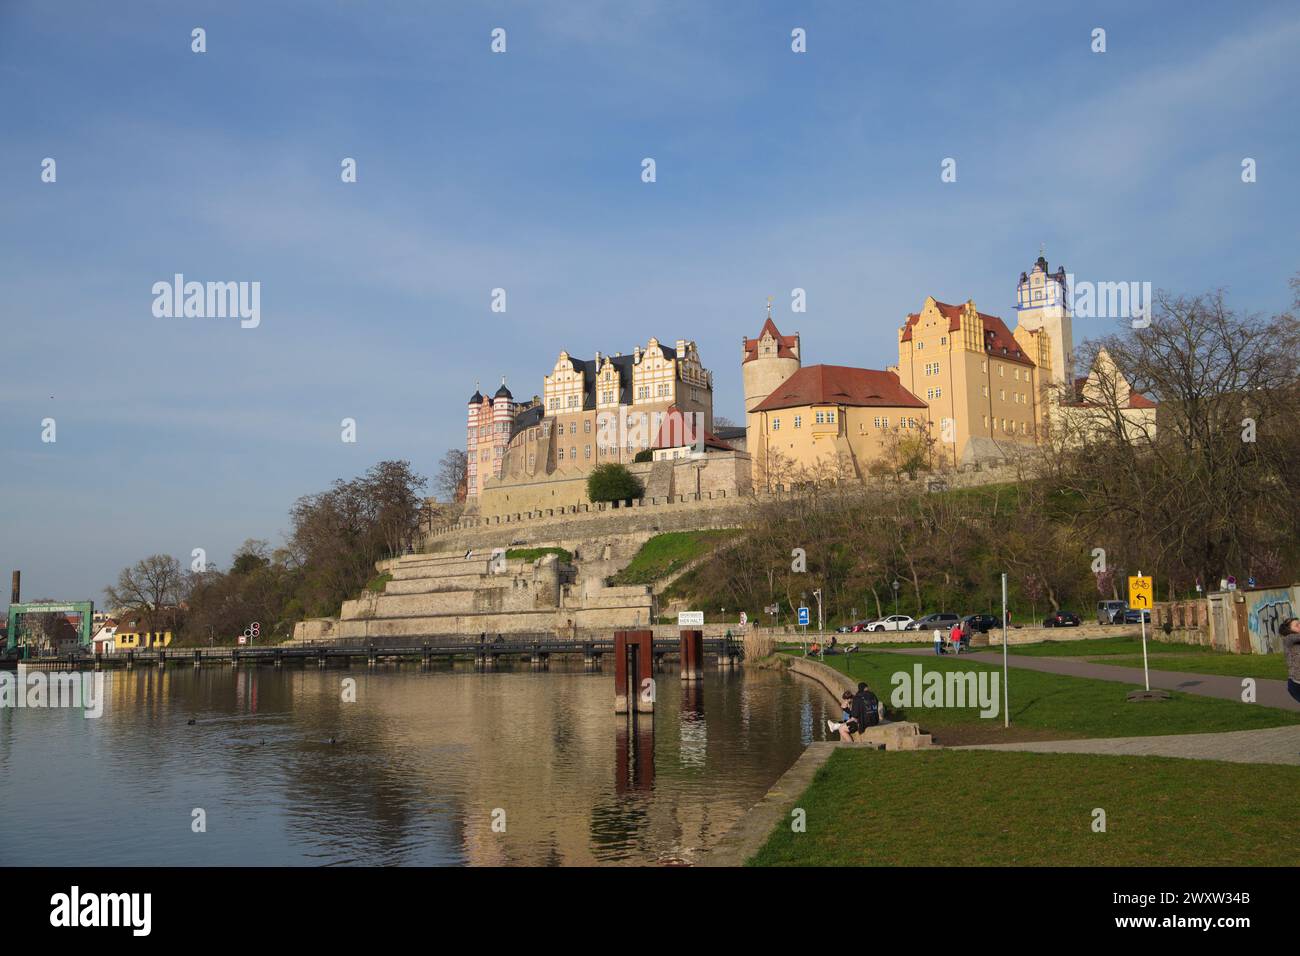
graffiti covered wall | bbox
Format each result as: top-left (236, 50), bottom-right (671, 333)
top-left (1243, 586), bottom-right (1299, 654)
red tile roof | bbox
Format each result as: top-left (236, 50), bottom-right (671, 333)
top-left (743, 317), bottom-right (799, 364)
top-left (752, 365), bottom-right (926, 412)
top-left (652, 405), bottom-right (734, 451)
top-left (900, 299), bottom-right (1036, 368)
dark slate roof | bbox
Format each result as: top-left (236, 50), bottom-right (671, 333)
top-left (494, 383), bottom-right (513, 400)
top-left (713, 425), bottom-right (746, 441)
top-left (468, 389), bottom-right (484, 404)
top-left (508, 402), bottom-right (545, 442)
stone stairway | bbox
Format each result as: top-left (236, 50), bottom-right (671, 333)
top-left (292, 548), bottom-right (653, 643)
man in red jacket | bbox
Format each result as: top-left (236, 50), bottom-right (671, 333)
top-left (949, 621), bottom-right (964, 655)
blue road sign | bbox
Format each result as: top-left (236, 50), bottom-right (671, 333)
top-left (798, 606), bottom-right (810, 626)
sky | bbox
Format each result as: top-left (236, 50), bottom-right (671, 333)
top-left (2, 0), bottom-right (1298, 603)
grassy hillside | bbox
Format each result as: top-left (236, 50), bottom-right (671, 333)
top-left (607, 531), bottom-right (735, 586)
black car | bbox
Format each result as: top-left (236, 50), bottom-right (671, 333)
top-left (961, 614), bottom-right (999, 633)
top-left (1043, 610), bottom-right (1081, 627)
top-left (1122, 608), bottom-right (1151, 624)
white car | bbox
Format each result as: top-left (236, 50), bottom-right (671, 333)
top-left (864, 614), bottom-right (914, 632)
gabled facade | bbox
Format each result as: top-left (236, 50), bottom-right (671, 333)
top-left (896, 296), bottom-right (1042, 467)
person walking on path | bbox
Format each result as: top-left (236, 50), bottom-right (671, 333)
top-left (933, 627), bottom-right (944, 655)
top-left (948, 620), bottom-right (963, 655)
top-left (1282, 618), bottom-right (1300, 705)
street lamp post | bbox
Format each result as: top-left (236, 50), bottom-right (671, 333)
top-left (812, 589), bottom-right (823, 635)
top-left (892, 579), bottom-right (900, 616)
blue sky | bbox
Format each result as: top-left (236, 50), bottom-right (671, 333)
top-left (2, 0), bottom-right (1298, 602)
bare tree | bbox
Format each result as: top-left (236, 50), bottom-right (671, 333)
top-left (104, 555), bottom-right (184, 633)
top-left (434, 448), bottom-right (468, 503)
top-left (1058, 283), bottom-right (1300, 593)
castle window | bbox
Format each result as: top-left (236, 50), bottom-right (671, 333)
top-left (940, 336), bottom-right (947, 346)
top-left (1000, 389), bottom-right (1006, 401)
top-left (569, 422), bottom-right (577, 434)
top-left (916, 341), bottom-right (924, 350)
top-left (815, 411), bottom-right (824, 424)
top-left (570, 447), bottom-right (576, 459)
top-left (827, 411), bottom-right (836, 423)
top-left (584, 420), bottom-right (591, 433)
top-left (585, 445), bottom-right (591, 459)
top-left (558, 448), bottom-right (565, 460)
top-left (794, 415), bottom-right (801, 428)
top-left (772, 418), bottom-right (781, 431)
top-left (982, 385), bottom-right (989, 397)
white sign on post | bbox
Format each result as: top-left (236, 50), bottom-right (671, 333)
top-left (677, 611), bottom-right (704, 627)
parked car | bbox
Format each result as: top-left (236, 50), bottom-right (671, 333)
top-left (1123, 608), bottom-right (1151, 624)
top-left (1096, 600), bottom-right (1127, 624)
top-left (1043, 610), bottom-right (1081, 627)
top-left (908, 613), bottom-right (961, 632)
top-left (961, 614), bottom-right (999, 633)
top-left (836, 620), bottom-right (872, 633)
top-left (864, 614), bottom-right (914, 632)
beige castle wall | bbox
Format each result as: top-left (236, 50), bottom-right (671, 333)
top-left (477, 452), bottom-right (751, 519)
top-left (751, 403), bottom-right (925, 485)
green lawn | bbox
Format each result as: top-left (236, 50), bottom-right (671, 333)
top-left (1099, 652), bottom-right (1289, 680)
top-left (505, 546), bottom-right (573, 563)
top-left (1001, 634), bottom-right (1289, 680)
top-left (748, 749), bottom-right (1300, 866)
top-left (1003, 633), bottom-right (1192, 656)
top-left (801, 650), bottom-right (1300, 744)
top-left (608, 530), bottom-right (734, 586)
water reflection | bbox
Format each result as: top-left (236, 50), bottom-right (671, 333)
top-left (0, 662), bottom-right (833, 866)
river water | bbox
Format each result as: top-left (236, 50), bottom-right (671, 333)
top-left (0, 663), bottom-right (833, 865)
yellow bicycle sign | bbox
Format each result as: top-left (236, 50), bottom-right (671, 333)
top-left (1128, 575), bottom-right (1154, 609)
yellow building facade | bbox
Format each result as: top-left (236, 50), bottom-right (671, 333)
top-left (748, 360), bottom-right (928, 486)
top-left (894, 296), bottom-right (1044, 468)
top-left (114, 613), bottom-right (174, 649)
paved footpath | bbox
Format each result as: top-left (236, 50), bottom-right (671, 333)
top-left (957, 724), bottom-right (1300, 766)
top-left (888, 647), bottom-right (1300, 711)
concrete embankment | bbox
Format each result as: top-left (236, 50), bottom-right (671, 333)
top-left (698, 654), bottom-right (931, 867)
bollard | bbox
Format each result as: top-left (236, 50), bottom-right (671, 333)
top-left (679, 629), bottom-right (703, 682)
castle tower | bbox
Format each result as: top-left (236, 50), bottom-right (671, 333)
top-left (742, 304), bottom-right (801, 484)
top-left (742, 303), bottom-right (801, 414)
top-left (466, 383), bottom-right (486, 499)
top-left (1014, 251), bottom-right (1073, 391)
